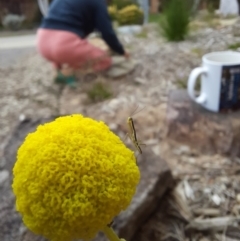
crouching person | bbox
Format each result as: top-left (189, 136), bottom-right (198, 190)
top-left (36, 0), bottom-right (130, 87)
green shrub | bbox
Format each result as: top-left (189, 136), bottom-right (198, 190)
top-left (110, 0), bottom-right (138, 10)
top-left (117, 4), bottom-right (143, 25)
top-left (160, 0), bottom-right (192, 41)
top-left (108, 4), bottom-right (143, 26)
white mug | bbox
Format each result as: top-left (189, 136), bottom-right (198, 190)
top-left (188, 51), bottom-right (240, 112)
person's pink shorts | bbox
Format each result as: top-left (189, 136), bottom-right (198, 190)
top-left (36, 29), bottom-right (112, 72)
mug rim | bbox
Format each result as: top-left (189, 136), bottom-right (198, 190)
top-left (203, 51), bottom-right (240, 66)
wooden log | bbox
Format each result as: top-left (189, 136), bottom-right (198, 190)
top-left (166, 89), bottom-right (240, 157)
top-left (150, 0), bottom-right (159, 13)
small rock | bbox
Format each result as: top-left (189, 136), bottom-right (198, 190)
top-left (151, 145), bottom-right (160, 156)
top-left (188, 157), bottom-right (196, 164)
top-left (107, 98), bottom-right (122, 110)
top-left (219, 176), bottom-right (230, 185)
top-left (237, 194), bottom-right (240, 203)
top-left (106, 60), bottom-right (136, 78)
top-left (19, 225), bottom-right (27, 236)
top-left (134, 77), bottom-right (147, 85)
top-left (232, 204), bottom-right (240, 215)
top-left (19, 114), bottom-right (26, 122)
top-left (173, 145), bottom-right (191, 155)
top-left (144, 139), bottom-right (159, 145)
top-left (212, 194), bottom-right (222, 206)
top-left (204, 188), bottom-right (212, 194)
top-left (183, 179), bottom-right (195, 200)
top-left (0, 170), bottom-right (9, 185)
top-left (222, 158), bottom-right (231, 164)
top-left (108, 123), bottom-right (118, 131)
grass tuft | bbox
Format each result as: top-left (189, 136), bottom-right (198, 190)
top-left (87, 82), bottom-right (112, 102)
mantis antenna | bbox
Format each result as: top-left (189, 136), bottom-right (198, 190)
top-left (37, 0), bottom-right (49, 17)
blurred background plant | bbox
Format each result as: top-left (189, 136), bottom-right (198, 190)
top-left (107, 0), bottom-right (144, 26)
top-left (205, 0), bottom-right (220, 13)
top-left (109, 0), bottom-right (138, 10)
top-left (1, 0), bottom-right (238, 31)
top-left (117, 4), bottom-right (144, 25)
top-left (159, 0), bottom-right (192, 41)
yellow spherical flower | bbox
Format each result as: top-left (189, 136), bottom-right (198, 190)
top-left (12, 114), bottom-right (140, 241)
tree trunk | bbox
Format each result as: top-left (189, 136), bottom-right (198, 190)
top-left (192, 0), bottom-right (201, 13)
top-left (237, 0), bottom-right (240, 14)
top-left (219, 0), bottom-right (238, 16)
top-left (37, 0), bottom-right (49, 17)
top-left (138, 0), bottom-right (149, 24)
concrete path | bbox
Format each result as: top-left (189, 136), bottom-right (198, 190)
top-left (0, 34), bottom-right (36, 49)
top-left (0, 34), bottom-right (37, 68)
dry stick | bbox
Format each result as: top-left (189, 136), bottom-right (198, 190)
top-left (186, 216), bottom-right (240, 232)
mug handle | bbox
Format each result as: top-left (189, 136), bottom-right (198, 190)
top-left (187, 67), bottom-right (208, 104)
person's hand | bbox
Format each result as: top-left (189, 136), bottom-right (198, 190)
top-left (124, 51), bottom-right (130, 59)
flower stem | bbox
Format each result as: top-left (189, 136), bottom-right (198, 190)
top-left (102, 226), bottom-right (123, 241)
